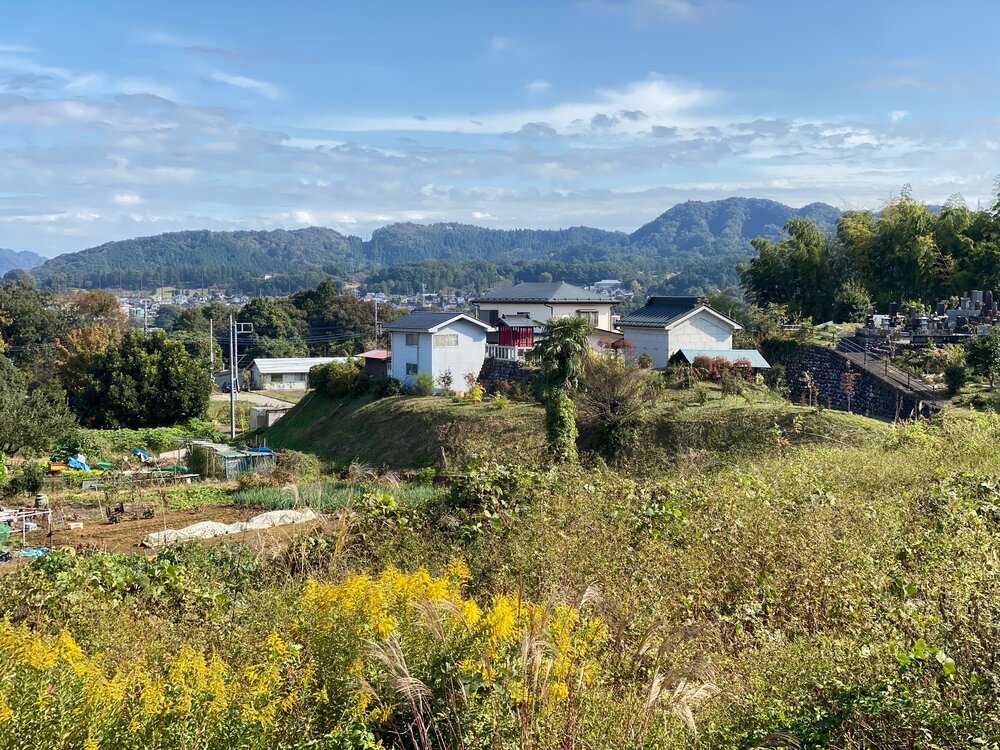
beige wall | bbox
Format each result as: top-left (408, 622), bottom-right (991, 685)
top-left (477, 301), bottom-right (616, 331)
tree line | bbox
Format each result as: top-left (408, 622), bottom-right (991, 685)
top-left (740, 187), bottom-right (1000, 322)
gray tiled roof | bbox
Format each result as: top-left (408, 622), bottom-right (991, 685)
top-left (496, 314), bottom-right (542, 331)
top-left (384, 311), bottom-right (491, 333)
top-left (473, 281), bottom-right (610, 304)
top-left (617, 296), bottom-right (703, 328)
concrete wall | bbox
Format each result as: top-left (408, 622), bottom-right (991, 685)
top-left (783, 345), bottom-right (930, 420)
top-left (619, 327), bottom-right (671, 368)
top-left (390, 319), bottom-right (487, 392)
top-left (670, 313), bottom-right (734, 352)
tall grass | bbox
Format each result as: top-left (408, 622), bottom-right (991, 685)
top-left (232, 480), bottom-right (443, 511)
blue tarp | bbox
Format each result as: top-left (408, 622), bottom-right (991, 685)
top-left (67, 457), bottom-right (90, 471)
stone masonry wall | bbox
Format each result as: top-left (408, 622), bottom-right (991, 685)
top-left (783, 345), bottom-right (923, 420)
top-left (478, 358), bottom-right (533, 388)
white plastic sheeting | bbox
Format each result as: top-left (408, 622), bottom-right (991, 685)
top-left (142, 508), bottom-right (319, 548)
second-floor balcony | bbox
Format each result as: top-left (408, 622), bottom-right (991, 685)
top-left (486, 344), bottom-right (532, 361)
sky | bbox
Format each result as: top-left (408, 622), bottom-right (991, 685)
top-left (2, 0), bottom-right (999, 257)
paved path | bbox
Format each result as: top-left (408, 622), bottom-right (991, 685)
top-left (210, 392), bottom-right (296, 408)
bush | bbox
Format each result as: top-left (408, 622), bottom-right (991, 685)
top-left (464, 382), bottom-right (485, 403)
top-left (6, 461), bottom-right (46, 496)
top-left (492, 392), bottom-right (510, 410)
top-left (0, 452), bottom-right (6, 489)
top-left (277, 449), bottom-right (323, 481)
top-left (944, 362), bottom-right (968, 396)
top-left (412, 371), bottom-right (435, 396)
top-left (310, 359), bottom-right (369, 397)
top-left (372, 377), bottom-right (403, 399)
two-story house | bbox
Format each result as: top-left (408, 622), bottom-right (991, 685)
top-left (472, 282), bottom-right (620, 359)
top-left (385, 311), bottom-right (492, 392)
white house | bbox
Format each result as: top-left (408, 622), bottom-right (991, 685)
top-left (250, 357), bottom-right (346, 390)
top-left (617, 296), bottom-right (742, 368)
top-left (385, 312), bottom-right (492, 392)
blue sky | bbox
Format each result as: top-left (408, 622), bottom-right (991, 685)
top-left (2, 0), bottom-right (999, 256)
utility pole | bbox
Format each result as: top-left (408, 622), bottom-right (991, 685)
top-left (374, 298), bottom-right (379, 348)
top-left (229, 314), bottom-right (236, 438)
top-left (230, 317), bottom-right (253, 439)
top-left (143, 303), bottom-right (149, 338)
top-left (209, 318), bottom-right (214, 374)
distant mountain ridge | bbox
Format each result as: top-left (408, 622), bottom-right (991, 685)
top-left (0, 248), bottom-right (45, 276)
top-left (29, 198), bottom-right (841, 290)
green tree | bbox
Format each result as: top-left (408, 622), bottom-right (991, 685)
top-left (70, 330), bottom-right (212, 428)
top-left (529, 316), bottom-right (593, 462)
top-left (739, 218), bottom-right (844, 321)
top-left (0, 355), bottom-right (77, 456)
top-left (968, 328), bottom-right (1000, 388)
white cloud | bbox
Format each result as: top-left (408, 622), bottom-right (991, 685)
top-left (321, 77), bottom-right (717, 134)
top-left (113, 192), bottom-right (143, 205)
top-left (209, 71), bottom-right (282, 99)
top-left (890, 110), bottom-right (909, 122)
top-left (526, 79), bottom-right (551, 94)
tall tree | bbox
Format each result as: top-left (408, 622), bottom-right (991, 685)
top-left (529, 316), bottom-right (593, 463)
top-left (69, 330), bottom-right (211, 428)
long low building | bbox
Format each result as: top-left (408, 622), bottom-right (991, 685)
top-left (249, 357), bottom-right (347, 390)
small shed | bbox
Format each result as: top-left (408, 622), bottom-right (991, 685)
top-left (250, 357), bottom-right (346, 390)
top-left (359, 349), bottom-right (391, 379)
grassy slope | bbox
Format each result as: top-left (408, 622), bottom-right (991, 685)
top-left (266, 387), bottom-right (892, 469)
top-left (263, 393), bottom-right (548, 468)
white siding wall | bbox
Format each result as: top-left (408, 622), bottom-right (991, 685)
top-left (669, 312), bottom-right (734, 352)
top-left (478, 302), bottom-right (616, 331)
top-left (620, 328), bottom-right (671, 368)
top-left (390, 320), bottom-right (487, 392)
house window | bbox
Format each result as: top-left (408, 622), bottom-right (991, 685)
top-left (270, 374), bottom-right (283, 384)
top-left (405, 363), bottom-right (419, 375)
top-left (577, 310), bottom-right (599, 326)
top-left (433, 333), bottom-right (458, 347)
top-left (405, 333), bottom-right (419, 346)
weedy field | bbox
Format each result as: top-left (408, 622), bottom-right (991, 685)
top-left (3, 407), bottom-right (1000, 749)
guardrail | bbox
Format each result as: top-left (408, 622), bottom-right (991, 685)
top-left (836, 335), bottom-right (940, 404)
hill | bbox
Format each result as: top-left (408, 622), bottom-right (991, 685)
top-left (0, 248), bottom-right (45, 276)
top-left (34, 227), bottom-right (364, 291)
top-left (630, 197), bottom-right (841, 255)
top-left (30, 197), bottom-right (842, 292)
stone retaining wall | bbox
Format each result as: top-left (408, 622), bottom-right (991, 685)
top-left (783, 345), bottom-right (927, 420)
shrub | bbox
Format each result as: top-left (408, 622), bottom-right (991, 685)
top-left (310, 358), bottom-right (369, 397)
top-left (944, 362), bottom-right (968, 396)
top-left (463, 382), bottom-right (485, 403)
top-left (637, 352), bottom-right (653, 369)
top-left (372, 377), bottom-right (403, 399)
top-left (492, 392), bottom-right (510, 410)
top-left (412, 372), bottom-right (435, 396)
top-left (6, 461), bottom-right (46, 496)
top-left (436, 369), bottom-right (454, 394)
top-left (277, 449), bottom-right (323, 481)
top-left (0, 452), bottom-right (6, 490)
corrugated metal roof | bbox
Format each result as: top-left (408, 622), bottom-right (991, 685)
top-left (359, 349), bottom-right (391, 360)
top-left (496, 314), bottom-right (541, 330)
top-left (384, 312), bottom-right (491, 333)
top-left (618, 296), bottom-right (701, 328)
top-left (676, 349), bottom-right (771, 368)
top-left (473, 281), bottom-right (611, 304)
top-left (251, 357), bottom-right (346, 374)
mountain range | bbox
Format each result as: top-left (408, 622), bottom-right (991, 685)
top-left (20, 197), bottom-right (842, 291)
top-left (0, 248), bottom-right (45, 276)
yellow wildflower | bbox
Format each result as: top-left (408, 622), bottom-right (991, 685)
top-left (0, 698), bottom-right (14, 724)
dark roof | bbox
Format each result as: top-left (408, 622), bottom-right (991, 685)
top-left (617, 296), bottom-right (703, 328)
top-left (384, 311), bottom-right (491, 333)
top-left (496, 314), bottom-right (542, 330)
top-left (473, 281), bottom-right (611, 304)
top-left (674, 348), bottom-right (770, 368)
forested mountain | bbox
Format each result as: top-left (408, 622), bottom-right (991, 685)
top-left (0, 248), bottom-right (45, 276)
top-left (630, 198), bottom-right (841, 255)
top-left (34, 227), bottom-right (364, 291)
top-left (29, 198), bottom-right (842, 293)
top-left (366, 222), bottom-right (629, 265)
